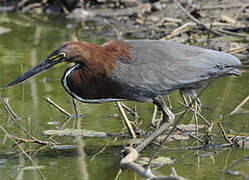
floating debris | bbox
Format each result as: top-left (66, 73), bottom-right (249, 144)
top-left (136, 156), bottom-right (176, 169)
top-left (43, 128), bottom-right (117, 137)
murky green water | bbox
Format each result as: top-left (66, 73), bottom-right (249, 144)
top-left (0, 13), bottom-right (248, 180)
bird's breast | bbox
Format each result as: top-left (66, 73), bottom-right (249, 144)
top-left (61, 64), bottom-right (124, 103)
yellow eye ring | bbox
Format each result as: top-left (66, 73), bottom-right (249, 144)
top-left (59, 52), bottom-right (66, 58)
top-left (49, 52), bottom-right (66, 62)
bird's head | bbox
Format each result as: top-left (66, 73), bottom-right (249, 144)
top-left (6, 41), bottom-right (88, 87)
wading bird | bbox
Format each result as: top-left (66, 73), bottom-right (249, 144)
top-left (7, 40), bottom-right (241, 146)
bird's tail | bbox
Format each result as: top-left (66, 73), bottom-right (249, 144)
top-left (224, 67), bottom-right (241, 76)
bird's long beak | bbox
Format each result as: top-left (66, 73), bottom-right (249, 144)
top-left (6, 58), bottom-right (57, 88)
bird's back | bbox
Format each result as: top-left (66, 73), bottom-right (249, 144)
top-left (111, 40), bottom-right (241, 102)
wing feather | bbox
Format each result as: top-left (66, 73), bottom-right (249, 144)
top-left (111, 40), bottom-right (240, 101)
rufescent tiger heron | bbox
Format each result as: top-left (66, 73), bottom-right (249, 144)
top-left (7, 40), bottom-right (241, 146)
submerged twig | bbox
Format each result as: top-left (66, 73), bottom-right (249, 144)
top-left (0, 125), bottom-right (46, 180)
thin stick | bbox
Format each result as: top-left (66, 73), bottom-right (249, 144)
top-left (120, 102), bottom-right (139, 119)
top-left (217, 122), bottom-right (233, 145)
top-left (12, 136), bottom-right (50, 146)
top-left (58, 117), bottom-right (72, 128)
top-left (114, 169), bottom-right (122, 180)
top-left (90, 143), bottom-right (109, 161)
top-left (178, 101), bottom-right (210, 126)
top-left (174, 125), bottom-right (203, 144)
top-left (228, 95), bottom-right (249, 116)
top-left (228, 46), bottom-right (247, 55)
top-left (116, 101), bottom-right (136, 139)
top-left (217, 28), bottom-right (247, 37)
top-left (44, 97), bottom-right (71, 117)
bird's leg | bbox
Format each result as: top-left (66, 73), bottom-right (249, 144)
top-left (153, 96), bottom-right (175, 123)
top-left (135, 96), bottom-right (174, 152)
top-left (166, 95), bottom-right (172, 109)
top-left (180, 89), bottom-right (189, 106)
top-left (193, 100), bottom-right (199, 137)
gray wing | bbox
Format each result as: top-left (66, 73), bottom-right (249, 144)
top-left (111, 40), bottom-right (241, 102)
